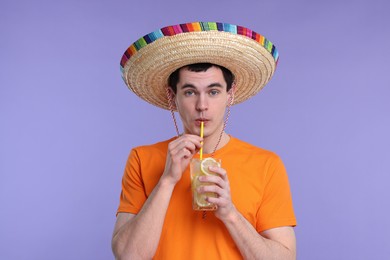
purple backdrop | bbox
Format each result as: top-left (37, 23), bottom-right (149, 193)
top-left (1, 0), bottom-right (389, 259)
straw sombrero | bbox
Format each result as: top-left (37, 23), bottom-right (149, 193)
top-left (120, 22), bottom-right (279, 110)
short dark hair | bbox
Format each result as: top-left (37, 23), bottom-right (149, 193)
top-left (168, 63), bottom-right (235, 93)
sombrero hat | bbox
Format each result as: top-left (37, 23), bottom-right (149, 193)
top-left (120, 22), bottom-right (279, 110)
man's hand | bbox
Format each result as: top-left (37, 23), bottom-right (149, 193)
top-left (162, 134), bottom-right (202, 185)
top-left (197, 165), bottom-right (236, 221)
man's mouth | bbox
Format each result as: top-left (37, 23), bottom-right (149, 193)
top-left (195, 118), bottom-right (209, 126)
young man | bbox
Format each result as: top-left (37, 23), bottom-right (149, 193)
top-left (112, 22), bottom-right (296, 259)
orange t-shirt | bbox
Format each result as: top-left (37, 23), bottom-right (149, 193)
top-left (117, 136), bottom-right (296, 259)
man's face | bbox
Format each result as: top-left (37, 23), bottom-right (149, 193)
top-left (173, 66), bottom-right (232, 139)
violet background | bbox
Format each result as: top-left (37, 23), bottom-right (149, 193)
top-left (1, 0), bottom-right (389, 259)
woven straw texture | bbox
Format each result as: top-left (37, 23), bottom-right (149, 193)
top-left (121, 23), bottom-right (277, 110)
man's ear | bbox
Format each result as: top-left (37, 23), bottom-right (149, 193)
top-left (227, 83), bottom-right (236, 106)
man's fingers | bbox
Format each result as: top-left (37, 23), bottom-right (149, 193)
top-left (169, 135), bottom-right (202, 157)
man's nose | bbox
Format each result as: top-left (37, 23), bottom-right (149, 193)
top-left (196, 94), bottom-right (208, 111)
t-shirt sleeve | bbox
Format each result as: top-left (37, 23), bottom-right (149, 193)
top-left (116, 149), bottom-right (147, 215)
top-left (256, 155), bottom-right (296, 232)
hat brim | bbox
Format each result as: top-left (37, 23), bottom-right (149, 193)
top-left (120, 22), bottom-right (279, 110)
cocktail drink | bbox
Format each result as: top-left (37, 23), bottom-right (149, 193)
top-left (190, 158), bottom-right (221, 211)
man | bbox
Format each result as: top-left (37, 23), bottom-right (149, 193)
top-left (112, 22), bottom-right (296, 259)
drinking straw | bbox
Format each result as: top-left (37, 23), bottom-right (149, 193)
top-left (199, 121), bottom-right (204, 160)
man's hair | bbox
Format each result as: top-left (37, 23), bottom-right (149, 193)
top-left (168, 63), bottom-right (235, 93)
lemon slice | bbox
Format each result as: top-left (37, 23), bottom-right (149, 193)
top-left (200, 158), bottom-right (220, 175)
top-left (193, 176), bottom-right (211, 207)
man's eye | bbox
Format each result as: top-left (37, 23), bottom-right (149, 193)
top-left (184, 90), bottom-right (195, 96)
top-left (209, 90), bottom-right (220, 96)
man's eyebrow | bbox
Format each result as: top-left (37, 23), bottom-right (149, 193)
top-left (180, 83), bottom-right (224, 89)
top-left (207, 83), bottom-right (224, 88)
top-left (180, 84), bottom-right (196, 89)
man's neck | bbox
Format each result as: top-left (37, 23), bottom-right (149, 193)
top-left (202, 132), bottom-right (230, 154)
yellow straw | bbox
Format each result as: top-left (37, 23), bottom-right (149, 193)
top-left (199, 121), bottom-right (204, 160)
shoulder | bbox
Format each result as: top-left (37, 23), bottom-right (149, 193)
top-left (132, 137), bottom-right (175, 154)
top-left (126, 137), bottom-right (176, 163)
top-left (124, 137), bottom-right (175, 170)
top-left (229, 136), bottom-right (280, 159)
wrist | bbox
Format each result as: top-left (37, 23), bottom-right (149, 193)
top-left (221, 206), bottom-right (240, 225)
top-left (159, 175), bottom-right (178, 189)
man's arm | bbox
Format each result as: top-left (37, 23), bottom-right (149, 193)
top-left (111, 135), bottom-right (202, 259)
top-left (223, 209), bottom-right (296, 260)
top-left (202, 165), bottom-right (296, 259)
top-left (111, 178), bottom-right (175, 259)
